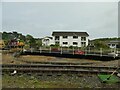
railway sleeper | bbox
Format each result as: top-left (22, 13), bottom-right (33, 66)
top-left (57, 74), bottom-right (62, 76)
top-left (38, 74), bottom-right (43, 76)
top-left (47, 74), bottom-right (52, 76)
top-left (77, 74), bottom-right (83, 77)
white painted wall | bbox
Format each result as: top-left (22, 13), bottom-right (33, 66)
top-left (42, 37), bottom-right (55, 46)
top-left (108, 44), bottom-right (117, 48)
top-left (55, 36), bottom-right (89, 47)
top-left (42, 35), bottom-right (89, 47)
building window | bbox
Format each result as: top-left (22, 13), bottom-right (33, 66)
top-left (63, 42), bottom-right (68, 45)
top-left (55, 41), bottom-right (59, 45)
top-left (81, 42), bottom-right (86, 47)
top-left (81, 37), bottom-right (86, 41)
top-left (44, 39), bottom-right (49, 41)
top-left (73, 36), bottom-right (78, 39)
top-left (63, 36), bottom-right (68, 38)
top-left (55, 36), bottom-right (59, 40)
top-left (112, 44), bottom-right (115, 46)
top-left (73, 42), bottom-right (78, 45)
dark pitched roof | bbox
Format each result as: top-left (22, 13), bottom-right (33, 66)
top-left (52, 31), bottom-right (89, 36)
top-left (47, 36), bottom-right (53, 39)
top-left (43, 36), bottom-right (53, 39)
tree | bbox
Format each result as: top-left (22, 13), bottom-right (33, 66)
top-left (2, 32), bottom-right (8, 40)
top-left (18, 34), bottom-right (26, 42)
top-left (26, 34), bottom-right (36, 48)
top-left (35, 39), bottom-right (42, 49)
top-left (94, 40), bottom-right (109, 49)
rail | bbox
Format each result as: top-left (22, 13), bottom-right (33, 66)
top-left (2, 64), bottom-right (119, 74)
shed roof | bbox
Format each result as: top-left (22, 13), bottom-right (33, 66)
top-left (107, 40), bottom-right (120, 44)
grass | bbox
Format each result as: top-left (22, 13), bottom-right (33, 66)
top-left (98, 74), bottom-right (120, 83)
top-left (2, 74), bottom-right (120, 88)
top-left (2, 74), bottom-right (80, 88)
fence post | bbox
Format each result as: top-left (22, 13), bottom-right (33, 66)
top-left (114, 48), bottom-right (116, 58)
top-left (31, 48), bottom-right (33, 53)
top-left (116, 49), bottom-right (118, 54)
top-left (49, 47), bottom-right (51, 53)
top-left (111, 48), bottom-right (112, 53)
top-left (114, 48), bottom-right (116, 53)
top-left (77, 47), bottom-right (79, 51)
top-left (100, 48), bottom-right (102, 56)
top-left (67, 47), bottom-right (69, 52)
top-left (85, 49), bottom-right (87, 55)
top-left (40, 47), bottom-right (42, 53)
top-left (60, 47), bottom-right (62, 54)
top-left (89, 47), bottom-right (90, 54)
top-left (73, 47), bottom-right (74, 55)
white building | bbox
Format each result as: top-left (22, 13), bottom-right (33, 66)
top-left (52, 31), bottom-right (89, 47)
top-left (42, 36), bottom-right (54, 46)
top-left (42, 31), bottom-right (89, 47)
top-left (107, 40), bottom-right (120, 48)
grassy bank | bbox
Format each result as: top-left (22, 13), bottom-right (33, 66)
top-left (2, 73), bottom-right (119, 88)
top-left (2, 74), bottom-right (83, 88)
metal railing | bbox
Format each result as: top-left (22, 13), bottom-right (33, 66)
top-left (23, 47), bottom-right (120, 58)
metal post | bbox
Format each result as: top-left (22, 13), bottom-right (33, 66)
top-left (114, 48), bottom-right (116, 53)
top-left (117, 50), bottom-right (118, 54)
top-left (77, 47), bottom-right (79, 51)
top-left (49, 47), bottom-right (51, 53)
top-left (111, 48), bottom-right (112, 53)
top-left (114, 48), bottom-right (116, 58)
top-left (60, 47), bottom-right (62, 54)
top-left (31, 48), bottom-right (33, 53)
top-left (89, 47), bottom-right (90, 54)
top-left (85, 49), bottom-right (87, 55)
top-left (73, 47), bottom-right (74, 55)
top-left (40, 47), bottom-right (42, 53)
top-left (100, 48), bottom-right (102, 56)
top-left (30, 48), bottom-right (32, 53)
top-left (67, 46), bottom-right (69, 52)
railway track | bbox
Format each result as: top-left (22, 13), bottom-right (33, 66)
top-left (2, 64), bottom-right (119, 69)
top-left (16, 60), bottom-right (95, 65)
top-left (2, 64), bottom-right (120, 74)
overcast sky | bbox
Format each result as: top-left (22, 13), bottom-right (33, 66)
top-left (2, 2), bottom-right (118, 39)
